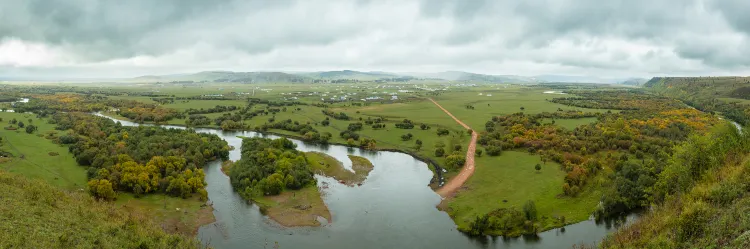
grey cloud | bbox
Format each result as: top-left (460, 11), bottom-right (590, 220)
top-left (2, 0), bottom-right (750, 77)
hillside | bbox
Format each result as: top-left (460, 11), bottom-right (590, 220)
top-left (298, 70), bottom-right (403, 80)
top-left (619, 78), bottom-right (648, 86)
top-left (0, 170), bottom-right (202, 248)
top-left (404, 71), bottom-right (537, 83)
top-left (131, 71), bottom-right (312, 83)
top-left (644, 76), bottom-right (750, 125)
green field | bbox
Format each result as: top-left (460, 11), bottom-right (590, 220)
top-left (0, 112), bottom-right (87, 189)
top-left (430, 88), bottom-right (613, 130)
top-left (444, 151), bottom-right (602, 234)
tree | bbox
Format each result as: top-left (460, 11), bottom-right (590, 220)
top-left (88, 179), bottom-right (116, 201)
top-left (453, 144), bottom-right (462, 152)
top-left (486, 145), bottom-right (502, 156)
top-left (535, 163), bottom-right (541, 172)
top-left (520, 106), bottom-right (525, 111)
top-left (475, 149), bottom-right (483, 157)
top-left (445, 153), bottom-right (466, 169)
top-left (25, 125), bottom-right (37, 134)
top-left (435, 148), bottom-right (445, 157)
top-left (17, 121), bottom-right (24, 128)
top-left (523, 200), bottom-right (537, 221)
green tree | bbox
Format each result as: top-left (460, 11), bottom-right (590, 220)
top-left (17, 121), bottom-right (24, 128)
top-left (535, 163), bottom-right (541, 172)
top-left (445, 153), bottom-right (466, 169)
top-left (25, 125), bottom-right (37, 134)
top-left (523, 200), bottom-right (537, 221)
top-left (435, 148), bottom-right (445, 157)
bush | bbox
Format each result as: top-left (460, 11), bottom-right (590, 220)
top-left (486, 145), bottom-right (502, 156)
top-left (707, 181), bottom-right (745, 206)
top-left (676, 201), bottom-right (712, 242)
top-left (523, 200), bottom-right (538, 221)
top-left (400, 133), bottom-right (413, 141)
top-left (445, 153), bottom-right (466, 169)
top-left (437, 128), bottom-right (450, 136)
top-left (435, 148), bottom-right (445, 157)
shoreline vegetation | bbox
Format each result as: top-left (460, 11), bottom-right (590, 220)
top-left (306, 152), bottom-right (374, 186)
top-left (223, 158), bottom-right (331, 227)
top-left (223, 146), bottom-right (376, 227)
top-left (98, 111), bottom-right (445, 188)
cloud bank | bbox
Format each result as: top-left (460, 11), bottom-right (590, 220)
top-left (2, 0), bottom-right (750, 78)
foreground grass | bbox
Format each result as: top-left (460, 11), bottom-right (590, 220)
top-left (254, 185), bottom-right (332, 227)
top-left (0, 112), bottom-right (87, 189)
top-left (602, 155), bottom-right (750, 248)
top-left (0, 170), bottom-right (202, 249)
top-left (443, 151), bottom-right (601, 235)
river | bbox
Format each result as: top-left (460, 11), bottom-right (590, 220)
top-left (97, 113), bottom-right (635, 249)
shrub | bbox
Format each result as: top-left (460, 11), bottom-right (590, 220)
top-left (435, 148), bottom-right (445, 157)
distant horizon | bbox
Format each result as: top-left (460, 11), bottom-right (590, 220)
top-left (0, 69), bottom-right (652, 82)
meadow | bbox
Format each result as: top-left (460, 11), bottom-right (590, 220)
top-left (0, 112), bottom-right (87, 189)
top-left (443, 151), bottom-right (602, 235)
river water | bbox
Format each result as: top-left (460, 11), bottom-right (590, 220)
top-left (97, 113), bottom-right (634, 249)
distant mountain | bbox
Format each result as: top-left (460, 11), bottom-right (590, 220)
top-left (403, 71), bottom-right (537, 83)
top-left (132, 71), bottom-right (312, 83)
top-left (533, 75), bottom-right (618, 84)
top-left (129, 70), bottom-right (639, 84)
top-left (619, 78), bottom-right (649, 86)
top-left (297, 70), bottom-right (404, 80)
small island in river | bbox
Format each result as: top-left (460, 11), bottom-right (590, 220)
top-left (224, 137), bottom-right (374, 227)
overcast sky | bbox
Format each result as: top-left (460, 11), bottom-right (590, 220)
top-left (2, 0), bottom-right (750, 79)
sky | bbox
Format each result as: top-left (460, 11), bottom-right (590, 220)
top-left (2, 0), bottom-right (750, 79)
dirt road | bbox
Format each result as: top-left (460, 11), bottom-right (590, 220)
top-left (429, 98), bottom-right (478, 198)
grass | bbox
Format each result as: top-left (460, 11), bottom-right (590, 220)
top-left (0, 170), bottom-right (201, 249)
top-left (253, 185), bottom-right (331, 227)
top-left (115, 193), bottom-right (214, 236)
top-left (163, 99), bottom-right (248, 111)
top-left (306, 152), bottom-right (374, 186)
top-left (0, 112), bottom-right (87, 190)
top-left (444, 151), bottom-right (601, 233)
top-left (430, 88), bottom-right (614, 130)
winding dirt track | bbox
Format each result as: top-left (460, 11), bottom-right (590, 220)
top-left (429, 98), bottom-right (478, 198)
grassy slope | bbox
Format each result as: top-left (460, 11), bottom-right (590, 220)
top-left (0, 170), bottom-right (201, 249)
top-left (444, 151), bottom-right (601, 234)
top-left (602, 155), bottom-right (750, 248)
top-left (0, 112), bottom-right (87, 189)
top-left (0, 112), bottom-right (214, 236)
